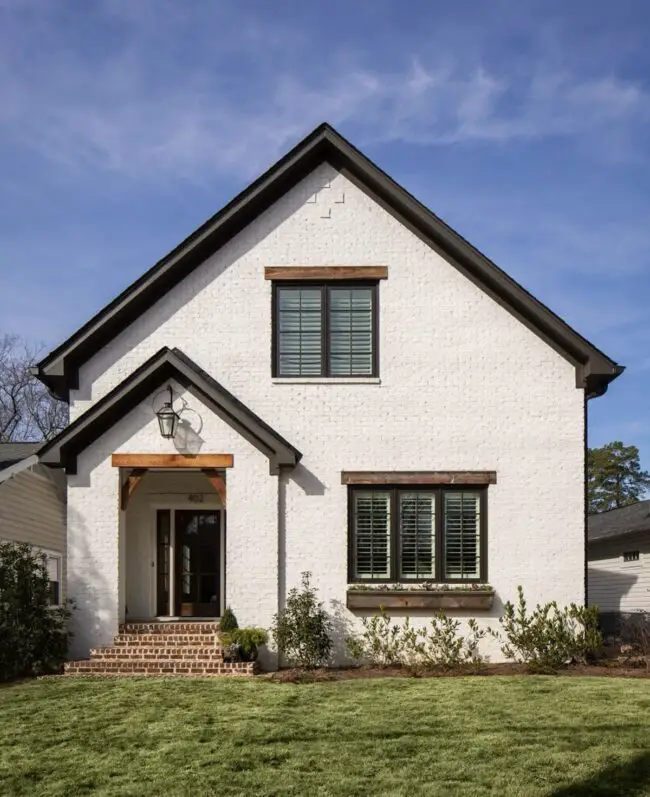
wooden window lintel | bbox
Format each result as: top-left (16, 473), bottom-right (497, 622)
top-left (265, 266), bottom-right (388, 281)
top-left (341, 471), bottom-right (497, 486)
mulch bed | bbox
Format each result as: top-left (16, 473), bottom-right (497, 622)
top-left (264, 660), bottom-right (650, 683)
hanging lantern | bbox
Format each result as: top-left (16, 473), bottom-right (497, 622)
top-left (155, 385), bottom-right (180, 439)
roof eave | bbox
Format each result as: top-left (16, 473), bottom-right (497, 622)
top-left (38, 347), bottom-right (302, 474)
top-left (34, 122), bottom-right (623, 398)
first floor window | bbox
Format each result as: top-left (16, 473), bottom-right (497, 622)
top-left (45, 553), bottom-right (61, 606)
top-left (349, 486), bottom-right (486, 582)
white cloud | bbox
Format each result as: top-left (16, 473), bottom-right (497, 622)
top-left (0, 4), bottom-right (648, 183)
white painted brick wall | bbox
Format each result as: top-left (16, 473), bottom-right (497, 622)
top-left (67, 164), bottom-right (585, 662)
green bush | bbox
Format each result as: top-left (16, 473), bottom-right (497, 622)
top-left (220, 628), bottom-right (268, 662)
top-left (346, 608), bottom-right (405, 666)
top-left (417, 614), bottom-right (488, 672)
top-left (271, 572), bottom-right (332, 669)
top-left (494, 585), bottom-right (602, 673)
top-left (219, 606), bottom-right (238, 633)
top-left (346, 609), bottom-right (488, 672)
top-left (0, 541), bottom-right (72, 681)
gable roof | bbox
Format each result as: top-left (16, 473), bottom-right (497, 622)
top-left (34, 123), bottom-right (623, 401)
top-left (38, 347), bottom-right (301, 475)
top-left (588, 500), bottom-right (650, 544)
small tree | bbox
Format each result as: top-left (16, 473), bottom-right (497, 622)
top-left (271, 572), bottom-right (332, 669)
top-left (0, 334), bottom-right (68, 442)
top-left (0, 542), bottom-right (72, 681)
top-left (588, 441), bottom-right (650, 513)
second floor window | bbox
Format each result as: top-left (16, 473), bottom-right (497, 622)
top-left (273, 282), bottom-right (378, 377)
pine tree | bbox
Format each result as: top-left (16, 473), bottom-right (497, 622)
top-left (588, 441), bottom-right (650, 513)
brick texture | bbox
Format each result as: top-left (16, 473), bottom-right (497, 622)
top-left (64, 622), bottom-right (257, 677)
top-left (66, 164), bottom-right (586, 663)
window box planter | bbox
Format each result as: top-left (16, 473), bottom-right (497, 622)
top-left (346, 588), bottom-right (495, 611)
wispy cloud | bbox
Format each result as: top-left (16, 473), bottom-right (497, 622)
top-left (0, 3), bottom-right (648, 183)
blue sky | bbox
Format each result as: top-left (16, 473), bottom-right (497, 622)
top-left (1, 0), bottom-right (649, 462)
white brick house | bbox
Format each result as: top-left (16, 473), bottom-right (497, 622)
top-left (35, 123), bottom-right (622, 665)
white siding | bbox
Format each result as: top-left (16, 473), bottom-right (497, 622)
top-left (588, 533), bottom-right (650, 613)
top-left (0, 465), bottom-right (65, 554)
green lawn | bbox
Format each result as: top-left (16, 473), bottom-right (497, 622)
top-left (1, 677), bottom-right (650, 796)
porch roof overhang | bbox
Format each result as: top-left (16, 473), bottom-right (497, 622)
top-left (38, 347), bottom-right (302, 475)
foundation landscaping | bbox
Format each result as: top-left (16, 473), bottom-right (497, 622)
top-left (3, 560), bottom-right (650, 795)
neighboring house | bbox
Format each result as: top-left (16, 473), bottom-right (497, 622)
top-left (0, 442), bottom-right (66, 605)
top-left (33, 123), bottom-right (622, 664)
top-left (588, 500), bottom-right (650, 634)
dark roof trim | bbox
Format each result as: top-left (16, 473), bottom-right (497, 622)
top-left (34, 123), bottom-right (623, 400)
top-left (38, 347), bottom-right (302, 475)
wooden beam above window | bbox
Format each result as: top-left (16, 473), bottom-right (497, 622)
top-left (264, 266), bottom-right (388, 281)
top-left (112, 454), bottom-right (234, 469)
top-left (341, 471), bottom-right (497, 485)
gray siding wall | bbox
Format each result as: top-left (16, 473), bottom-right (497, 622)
top-left (0, 465), bottom-right (65, 555)
top-left (588, 531), bottom-right (650, 614)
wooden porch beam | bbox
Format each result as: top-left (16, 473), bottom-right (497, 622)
top-left (112, 453), bottom-right (234, 469)
top-left (202, 469), bottom-right (226, 505)
top-left (120, 468), bottom-right (147, 510)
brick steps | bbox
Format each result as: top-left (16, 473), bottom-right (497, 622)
top-left (112, 635), bottom-right (222, 646)
top-left (90, 647), bottom-right (225, 660)
top-left (118, 622), bottom-right (221, 635)
top-left (64, 621), bottom-right (257, 678)
top-left (64, 659), bottom-right (255, 676)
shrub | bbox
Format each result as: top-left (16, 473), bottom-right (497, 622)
top-left (620, 612), bottom-right (650, 670)
top-left (494, 585), bottom-right (602, 673)
top-left (346, 609), bottom-right (488, 672)
top-left (346, 608), bottom-right (406, 667)
top-left (418, 613), bottom-right (488, 672)
top-left (219, 606), bottom-right (239, 633)
top-left (271, 572), bottom-right (332, 669)
top-left (0, 541), bottom-right (72, 681)
top-left (220, 628), bottom-right (268, 662)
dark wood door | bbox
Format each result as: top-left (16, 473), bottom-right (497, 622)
top-left (174, 510), bottom-right (221, 617)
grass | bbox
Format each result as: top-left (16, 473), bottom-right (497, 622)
top-left (2, 677), bottom-right (650, 796)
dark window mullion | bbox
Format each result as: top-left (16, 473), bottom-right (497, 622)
top-left (322, 284), bottom-right (329, 378)
top-left (435, 488), bottom-right (443, 582)
top-left (391, 488), bottom-right (399, 581)
top-left (372, 283), bottom-right (379, 378)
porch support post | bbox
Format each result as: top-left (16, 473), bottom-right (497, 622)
top-left (120, 468), bottom-right (147, 510)
top-left (202, 469), bottom-right (226, 506)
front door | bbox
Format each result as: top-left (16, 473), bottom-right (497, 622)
top-left (175, 510), bottom-right (221, 617)
top-left (156, 509), bottom-right (221, 617)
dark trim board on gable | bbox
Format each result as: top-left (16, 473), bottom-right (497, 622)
top-left (37, 347), bottom-right (302, 475)
top-left (33, 123), bottom-right (623, 401)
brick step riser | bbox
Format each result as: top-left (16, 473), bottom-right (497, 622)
top-left (113, 635), bottom-right (221, 646)
top-left (119, 624), bottom-right (221, 635)
top-left (91, 651), bottom-right (226, 661)
top-left (64, 662), bottom-right (254, 676)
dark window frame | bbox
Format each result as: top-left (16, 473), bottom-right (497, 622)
top-left (623, 550), bottom-right (640, 562)
top-left (347, 484), bottom-right (488, 584)
top-left (271, 280), bottom-right (380, 378)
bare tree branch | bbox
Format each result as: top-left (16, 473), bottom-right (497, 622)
top-left (0, 334), bottom-right (68, 442)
